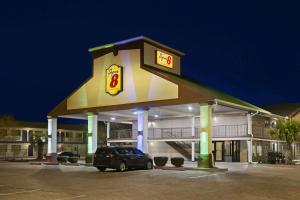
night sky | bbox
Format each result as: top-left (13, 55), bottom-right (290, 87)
top-left (0, 1), bottom-right (299, 122)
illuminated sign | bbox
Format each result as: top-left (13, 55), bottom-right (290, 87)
top-left (105, 64), bottom-right (123, 96)
top-left (156, 50), bottom-right (173, 68)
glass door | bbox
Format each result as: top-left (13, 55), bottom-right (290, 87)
top-left (231, 140), bottom-right (240, 162)
top-left (213, 141), bottom-right (224, 162)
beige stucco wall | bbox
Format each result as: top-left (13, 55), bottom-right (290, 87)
top-left (292, 112), bottom-right (300, 121)
top-left (67, 49), bottom-right (179, 110)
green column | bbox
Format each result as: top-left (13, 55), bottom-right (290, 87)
top-left (86, 114), bottom-right (96, 163)
top-left (198, 103), bottom-right (214, 168)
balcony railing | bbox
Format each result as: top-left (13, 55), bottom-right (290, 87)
top-left (109, 124), bottom-right (249, 140)
top-left (252, 126), bottom-right (271, 139)
top-left (0, 136), bottom-right (22, 142)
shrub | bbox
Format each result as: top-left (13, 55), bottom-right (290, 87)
top-left (68, 156), bottom-right (79, 163)
top-left (57, 156), bottom-right (68, 163)
top-left (154, 157), bottom-right (168, 167)
top-left (171, 157), bottom-right (184, 167)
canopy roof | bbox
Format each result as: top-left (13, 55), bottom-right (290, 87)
top-left (48, 36), bottom-right (279, 118)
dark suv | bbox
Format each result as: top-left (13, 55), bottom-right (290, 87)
top-left (93, 147), bottom-right (153, 172)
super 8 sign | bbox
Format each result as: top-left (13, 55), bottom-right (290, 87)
top-left (156, 50), bottom-right (173, 68)
top-left (105, 64), bottom-right (123, 96)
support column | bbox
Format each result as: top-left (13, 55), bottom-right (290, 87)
top-left (46, 117), bottom-right (57, 162)
top-left (106, 122), bottom-right (110, 146)
top-left (137, 110), bottom-right (149, 153)
top-left (26, 130), bottom-right (29, 142)
top-left (191, 116), bottom-right (195, 162)
top-left (86, 114), bottom-right (98, 163)
top-left (198, 104), bottom-right (214, 168)
top-left (247, 113), bottom-right (253, 163)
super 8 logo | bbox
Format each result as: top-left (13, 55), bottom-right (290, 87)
top-left (105, 64), bottom-right (123, 96)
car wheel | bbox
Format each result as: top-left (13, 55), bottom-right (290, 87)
top-left (146, 160), bottom-right (153, 170)
top-left (118, 162), bottom-right (127, 172)
top-left (97, 167), bottom-right (106, 172)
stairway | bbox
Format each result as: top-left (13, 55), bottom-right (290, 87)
top-left (166, 141), bottom-right (192, 160)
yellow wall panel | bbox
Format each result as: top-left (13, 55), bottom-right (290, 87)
top-left (67, 49), bottom-right (178, 110)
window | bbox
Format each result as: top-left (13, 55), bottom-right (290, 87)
top-left (76, 133), bottom-right (82, 138)
top-left (66, 132), bottom-right (73, 138)
top-left (96, 148), bottom-right (107, 155)
top-left (135, 149), bottom-right (144, 155)
top-left (0, 145), bottom-right (7, 153)
top-left (11, 145), bottom-right (21, 154)
top-left (116, 148), bottom-right (135, 155)
top-left (11, 129), bottom-right (21, 137)
top-left (0, 129), bottom-right (8, 137)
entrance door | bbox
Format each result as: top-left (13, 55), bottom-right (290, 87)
top-left (213, 141), bottom-right (224, 162)
top-left (231, 140), bottom-right (240, 162)
top-left (28, 144), bottom-right (33, 157)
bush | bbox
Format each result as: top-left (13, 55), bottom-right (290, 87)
top-left (154, 157), bottom-right (168, 167)
top-left (68, 156), bottom-right (79, 163)
top-left (57, 156), bottom-right (68, 163)
top-left (171, 157), bottom-right (184, 167)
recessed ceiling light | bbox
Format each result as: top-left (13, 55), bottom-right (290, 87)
top-left (154, 114), bottom-right (159, 118)
top-left (188, 106), bottom-right (193, 111)
top-left (133, 111), bottom-right (137, 115)
top-left (110, 117), bottom-right (116, 121)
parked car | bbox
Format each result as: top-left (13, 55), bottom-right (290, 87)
top-left (93, 147), bottom-right (153, 172)
top-left (57, 151), bottom-right (80, 161)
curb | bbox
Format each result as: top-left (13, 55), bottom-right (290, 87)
top-left (154, 166), bottom-right (228, 172)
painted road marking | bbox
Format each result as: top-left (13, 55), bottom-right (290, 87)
top-left (54, 195), bottom-right (86, 200)
top-left (189, 172), bottom-right (228, 179)
top-left (0, 188), bottom-right (41, 196)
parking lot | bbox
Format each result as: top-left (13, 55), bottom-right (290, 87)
top-left (0, 162), bottom-right (300, 200)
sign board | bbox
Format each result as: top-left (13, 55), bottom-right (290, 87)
top-left (156, 50), bottom-right (173, 68)
top-left (105, 64), bottom-right (123, 96)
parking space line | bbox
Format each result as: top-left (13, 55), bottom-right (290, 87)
top-left (54, 195), bottom-right (86, 200)
top-left (0, 188), bottom-right (41, 196)
top-left (189, 172), bottom-right (228, 179)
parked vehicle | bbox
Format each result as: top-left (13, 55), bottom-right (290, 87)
top-left (93, 147), bottom-right (153, 172)
top-left (57, 151), bottom-right (80, 161)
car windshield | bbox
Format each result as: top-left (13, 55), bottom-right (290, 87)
top-left (116, 148), bottom-right (135, 155)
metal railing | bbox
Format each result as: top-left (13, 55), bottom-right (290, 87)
top-left (252, 126), bottom-right (271, 139)
top-left (0, 136), bottom-right (22, 142)
top-left (109, 124), bottom-right (249, 140)
top-left (212, 124), bottom-right (248, 138)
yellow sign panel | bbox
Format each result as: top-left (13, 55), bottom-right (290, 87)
top-left (156, 50), bottom-right (173, 68)
top-left (105, 64), bottom-right (123, 96)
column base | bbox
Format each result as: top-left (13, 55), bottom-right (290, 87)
top-left (46, 153), bottom-right (57, 162)
top-left (85, 153), bottom-right (94, 164)
top-left (197, 154), bottom-right (214, 168)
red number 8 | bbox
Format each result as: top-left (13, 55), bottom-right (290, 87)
top-left (167, 56), bottom-right (172, 65)
top-left (110, 74), bottom-right (119, 88)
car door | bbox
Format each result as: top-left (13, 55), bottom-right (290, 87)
top-left (134, 148), bottom-right (147, 168)
top-left (94, 148), bottom-right (110, 166)
top-left (125, 148), bottom-right (138, 168)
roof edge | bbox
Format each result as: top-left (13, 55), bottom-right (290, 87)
top-left (88, 36), bottom-right (185, 56)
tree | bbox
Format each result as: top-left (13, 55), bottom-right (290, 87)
top-left (32, 131), bottom-right (47, 160)
top-left (270, 119), bottom-right (300, 164)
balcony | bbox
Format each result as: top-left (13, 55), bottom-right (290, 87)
top-left (109, 124), bottom-right (249, 140)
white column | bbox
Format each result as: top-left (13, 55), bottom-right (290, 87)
top-left (47, 118), bottom-right (57, 155)
top-left (106, 122), bottom-right (110, 146)
top-left (26, 130), bottom-right (29, 142)
top-left (247, 113), bottom-right (253, 163)
top-left (87, 114), bottom-right (98, 154)
top-left (137, 110), bottom-right (149, 153)
top-left (191, 116), bottom-right (195, 162)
